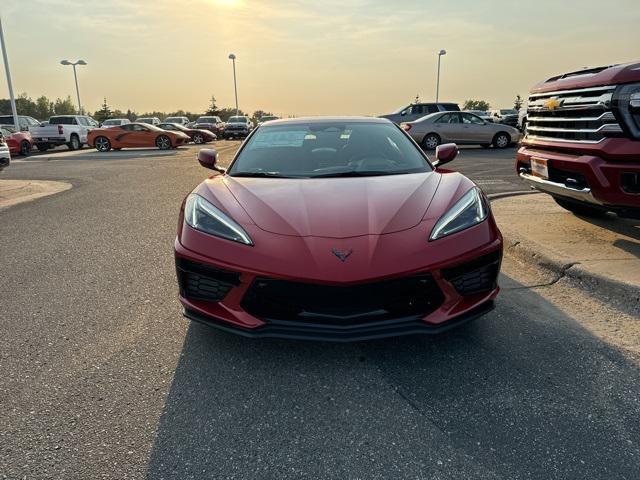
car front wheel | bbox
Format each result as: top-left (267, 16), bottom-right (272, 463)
top-left (156, 135), bottom-right (172, 150)
top-left (493, 132), bottom-right (511, 149)
top-left (94, 136), bottom-right (111, 152)
top-left (193, 133), bottom-right (204, 144)
top-left (20, 140), bottom-right (31, 156)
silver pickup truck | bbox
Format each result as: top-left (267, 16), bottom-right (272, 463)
top-left (30, 115), bottom-right (99, 151)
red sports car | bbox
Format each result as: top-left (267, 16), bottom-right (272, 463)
top-left (175, 117), bottom-right (503, 341)
top-left (157, 122), bottom-right (216, 144)
top-left (87, 122), bottom-right (190, 151)
top-left (1, 126), bottom-right (32, 156)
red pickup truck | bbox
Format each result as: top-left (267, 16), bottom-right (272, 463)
top-left (516, 62), bottom-right (640, 218)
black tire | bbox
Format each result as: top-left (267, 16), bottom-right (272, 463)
top-left (156, 135), bottom-right (172, 150)
top-left (19, 140), bottom-right (31, 156)
top-left (554, 198), bottom-right (606, 217)
top-left (36, 143), bottom-right (50, 152)
top-left (421, 133), bottom-right (441, 150)
top-left (94, 136), bottom-right (111, 152)
top-left (493, 132), bottom-right (511, 149)
top-left (192, 133), bottom-right (205, 144)
top-left (68, 134), bottom-right (81, 151)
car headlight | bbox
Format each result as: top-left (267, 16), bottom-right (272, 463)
top-left (184, 194), bottom-right (254, 245)
top-left (613, 82), bottom-right (640, 139)
top-left (429, 187), bottom-right (488, 241)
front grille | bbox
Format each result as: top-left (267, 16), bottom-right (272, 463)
top-left (442, 251), bottom-right (501, 296)
top-left (526, 86), bottom-right (623, 143)
top-left (176, 258), bottom-right (240, 303)
top-left (548, 165), bottom-right (590, 190)
top-left (241, 275), bottom-right (444, 326)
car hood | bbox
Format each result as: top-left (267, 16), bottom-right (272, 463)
top-left (212, 172), bottom-right (441, 238)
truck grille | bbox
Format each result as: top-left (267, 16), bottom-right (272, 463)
top-left (526, 85), bottom-right (623, 143)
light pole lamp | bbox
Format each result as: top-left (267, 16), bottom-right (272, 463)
top-left (436, 49), bottom-right (446, 102)
top-left (228, 53), bottom-right (239, 116)
top-left (60, 59), bottom-right (87, 114)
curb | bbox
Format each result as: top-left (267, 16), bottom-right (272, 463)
top-left (498, 224), bottom-right (640, 317)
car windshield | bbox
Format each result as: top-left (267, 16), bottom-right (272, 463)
top-left (137, 118), bottom-right (154, 123)
top-left (165, 118), bottom-right (182, 122)
top-left (500, 109), bottom-right (517, 115)
top-left (49, 117), bottom-right (76, 125)
top-left (229, 121), bottom-right (431, 179)
top-left (161, 123), bottom-right (187, 131)
top-left (196, 117), bottom-right (216, 123)
top-left (228, 117), bottom-right (247, 123)
top-left (102, 120), bottom-right (120, 125)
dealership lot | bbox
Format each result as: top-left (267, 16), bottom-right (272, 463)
top-left (1, 143), bottom-right (639, 479)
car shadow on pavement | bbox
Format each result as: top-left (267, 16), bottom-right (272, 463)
top-left (577, 213), bottom-right (640, 240)
top-left (146, 274), bottom-right (640, 479)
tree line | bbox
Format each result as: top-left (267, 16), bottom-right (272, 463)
top-left (462, 95), bottom-right (524, 111)
top-left (0, 93), bottom-right (274, 123)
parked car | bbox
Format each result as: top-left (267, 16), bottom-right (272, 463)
top-left (402, 111), bottom-right (521, 149)
top-left (223, 116), bottom-right (254, 138)
top-left (87, 122), bottom-right (190, 151)
top-left (175, 117), bottom-right (503, 341)
top-left (0, 115), bottom-right (41, 132)
top-left (136, 117), bottom-right (161, 126)
top-left (464, 110), bottom-right (493, 122)
top-left (158, 122), bottom-right (216, 144)
top-left (0, 126), bottom-right (32, 156)
top-left (101, 118), bottom-right (131, 128)
top-left (0, 134), bottom-right (10, 171)
top-left (164, 116), bottom-right (190, 126)
top-left (30, 115), bottom-right (99, 151)
top-left (489, 109), bottom-right (519, 127)
top-left (380, 102), bottom-right (460, 124)
top-left (193, 116), bottom-right (225, 136)
top-left (516, 61), bottom-right (640, 218)
top-left (257, 115), bottom-right (279, 126)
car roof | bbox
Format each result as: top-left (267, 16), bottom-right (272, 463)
top-left (264, 116), bottom-right (391, 126)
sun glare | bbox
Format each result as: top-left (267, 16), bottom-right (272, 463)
top-left (215, 0), bottom-right (241, 7)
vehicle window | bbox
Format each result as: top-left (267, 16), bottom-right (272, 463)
top-left (228, 116), bottom-right (247, 123)
top-left (77, 117), bottom-right (89, 126)
top-left (436, 113), bottom-right (460, 124)
top-left (49, 117), bottom-right (78, 125)
top-left (409, 105), bottom-right (424, 115)
top-left (121, 124), bottom-right (134, 131)
top-left (425, 105), bottom-right (439, 114)
top-left (500, 109), bottom-right (518, 115)
top-left (229, 122), bottom-right (430, 178)
top-left (440, 103), bottom-right (460, 111)
top-left (161, 124), bottom-right (176, 130)
top-left (461, 113), bottom-right (484, 125)
top-left (132, 124), bottom-right (148, 131)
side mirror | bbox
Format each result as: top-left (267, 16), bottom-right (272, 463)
top-left (198, 148), bottom-right (225, 173)
top-left (433, 143), bottom-right (458, 168)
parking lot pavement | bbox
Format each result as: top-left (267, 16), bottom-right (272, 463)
top-left (1, 143), bottom-right (639, 479)
top-left (0, 179), bottom-right (71, 210)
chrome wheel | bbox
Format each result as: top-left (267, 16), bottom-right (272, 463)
top-left (193, 134), bottom-right (204, 144)
top-left (422, 134), bottom-right (440, 150)
top-left (156, 135), bottom-right (171, 150)
top-left (494, 133), bottom-right (510, 149)
top-left (95, 136), bottom-right (111, 152)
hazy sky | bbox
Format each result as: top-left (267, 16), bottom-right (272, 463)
top-left (1, 0), bottom-right (639, 117)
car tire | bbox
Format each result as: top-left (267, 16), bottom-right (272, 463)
top-left (193, 133), bottom-right (205, 144)
top-left (68, 134), bottom-right (81, 151)
top-left (554, 198), bottom-right (606, 217)
top-left (421, 133), bottom-right (441, 150)
top-left (36, 143), bottom-right (50, 152)
top-left (493, 132), bottom-right (511, 149)
top-left (94, 136), bottom-right (111, 152)
top-left (156, 135), bottom-right (172, 150)
top-left (19, 140), bottom-right (31, 156)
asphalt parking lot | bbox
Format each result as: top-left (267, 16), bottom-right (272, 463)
top-left (1, 142), bottom-right (639, 479)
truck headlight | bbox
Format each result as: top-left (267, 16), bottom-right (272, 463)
top-left (429, 187), bottom-right (488, 241)
top-left (184, 194), bottom-right (254, 245)
top-left (613, 83), bottom-right (640, 139)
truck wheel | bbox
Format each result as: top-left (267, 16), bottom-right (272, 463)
top-left (554, 198), bottom-right (606, 217)
top-left (36, 143), bottom-right (50, 152)
top-left (68, 134), bottom-right (81, 151)
top-left (493, 132), bottom-right (511, 149)
top-left (94, 136), bottom-right (111, 152)
top-left (156, 135), bottom-right (172, 150)
top-left (20, 140), bottom-right (31, 156)
top-left (421, 133), bottom-right (441, 150)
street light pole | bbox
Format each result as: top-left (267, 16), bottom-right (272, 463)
top-left (228, 53), bottom-right (238, 116)
top-left (0, 16), bottom-right (20, 131)
top-left (60, 59), bottom-right (87, 114)
top-left (436, 49), bottom-right (446, 102)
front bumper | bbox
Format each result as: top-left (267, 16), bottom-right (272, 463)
top-left (175, 230), bottom-right (502, 341)
top-left (517, 142), bottom-right (640, 212)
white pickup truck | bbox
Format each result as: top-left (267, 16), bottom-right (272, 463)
top-left (30, 115), bottom-right (99, 151)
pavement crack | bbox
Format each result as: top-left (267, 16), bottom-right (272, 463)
top-left (503, 261), bottom-right (581, 290)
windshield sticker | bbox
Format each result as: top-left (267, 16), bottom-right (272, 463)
top-left (250, 130), bottom-right (307, 148)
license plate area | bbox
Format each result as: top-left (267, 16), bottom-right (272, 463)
top-left (530, 156), bottom-right (549, 179)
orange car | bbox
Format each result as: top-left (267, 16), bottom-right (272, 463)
top-left (87, 122), bottom-right (190, 151)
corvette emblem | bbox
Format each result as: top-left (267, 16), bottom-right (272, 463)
top-left (544, 97), bottom-right (562, 110)
top-left (331, 248), bottom-right (353, 262)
